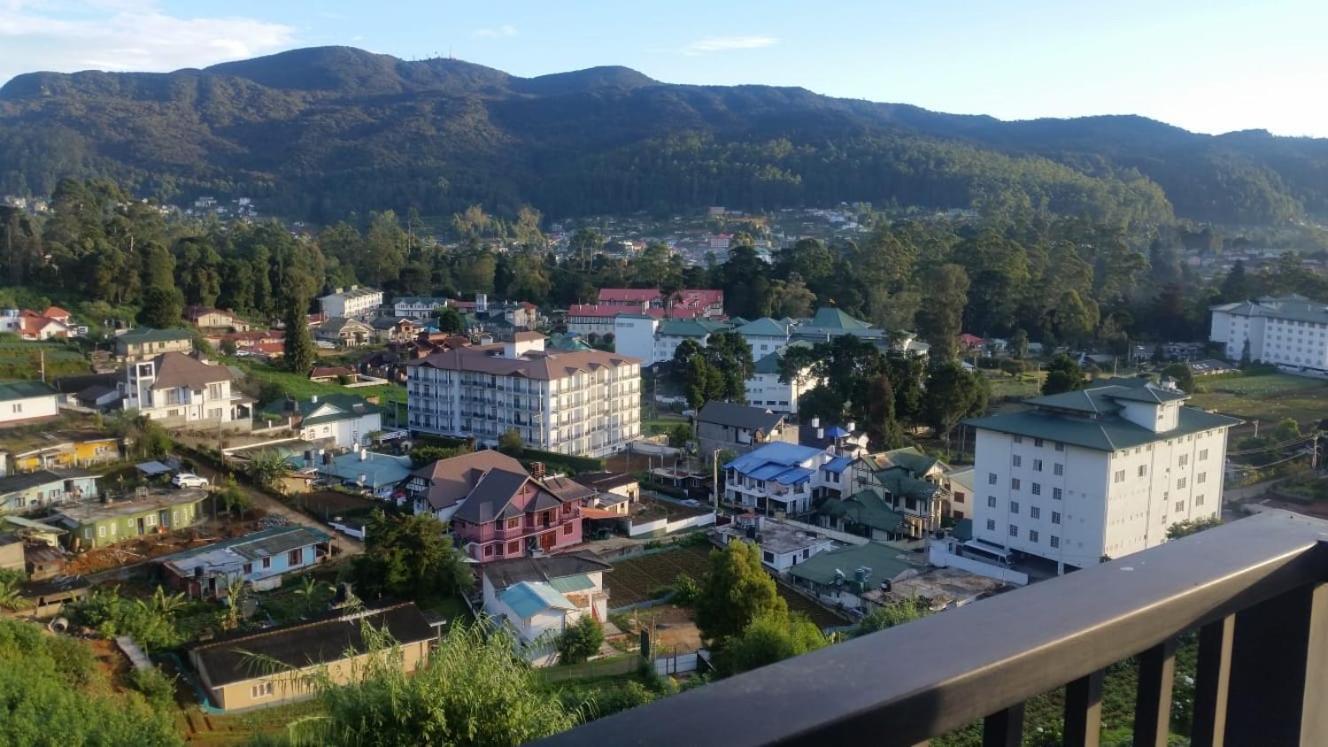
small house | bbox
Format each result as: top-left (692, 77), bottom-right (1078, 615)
top-left (53, 488), bottom-right (209, 550)
top-left (161, 525), bottom-right (333, 598)
top-left (114, 327), bottom-right (194, 361)
top-left (0, 381), bottom-right (60, 426)
top-left (0, 469), bottom-right (98, 513)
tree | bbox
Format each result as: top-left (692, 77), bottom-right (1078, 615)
top-left (856, 599), bottom-right (929, 635)
top-left (864, 373), bottom-right (903, 449)
top-left (0, 570), bottom-right (26, 611)
top-left (914, 263), bottom-right (969, 360)
top-left (245, 450), bottom-right (289, 490)
top-left (1220, 260), bottom-right (1252, 302)
top-left (717, 611), bottom-right (826, 676)
top-left (666, 422), bottom-right (692, 448)
top-left (1009, 328), bottom-right (1029, 359)
top-left (434, 306), bottom-right (465, 334)
top-left (922, 361), bottom-right (988, 453)
top-left (137, 286), bottom-right (183, 328)
top-left (215, 477), bottom-right (253, 517)
top-left (287, 622), bottom-right (576, 746)
top-left (282, 299), bottom-right (317, 375)
top-left (1160, 363), bottom-right (1195, 394)
top-left (1167, 516), bottom-right (1222, 540)
top-left (1041, 354), bottom-right (1085, 395)
top-left (694, 540), bottom-right (787, 647)
top-left (555, 615), bottom-right (605, 665)
top-left (351, 512), bottom-right (474, 602)
top-left (498, 428), bottom-right (524, 456)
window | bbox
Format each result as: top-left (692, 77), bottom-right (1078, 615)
top-left (1029, 530), bottom-right (1039, 543)
top-left (1114, 470), bottom-right (1126, 483)
top-left (97, 525), bottom-right (106, 537)
top-left (1012, 455), bottom-right (1022, 467)
top-left (1053, 463), bottom-right (1064, 476)
top-left (1197, 472), bottom-right (1207, 484)
top-left (1053, 487), bottom-right (1063, 500)
top-left (145, 514), bottom-right (157, 527)
top-left (562, 523), bottom-right (573, 535)
top-left (988, 472), bottom-right (997, 485)
top-left (1137, 465), bottom-right (1147, 477)
top-left (1177, 477), bottom-right (1187, 489)
top-left (1031, 483), bottom-right (1042, 496)
top-left (1033, 459), bottom-right (1043, 472)
top-left (1175, 500), bottom-right (1185, 513)
top-left (288, 548), bottom-right (303, 566)
top-left (1054, 442), bottom-right (1064, 452)
top-left (986, 519), bottom-right (996, 531)
top-left (1052, 511), bottom-right (1061, 525)
top-left (987, 495), bottom-right (997, 507)
top-left (1200, 449), bottom-right (1209, 460)
top-left (507, 541), bottom-right (520, 554)
top-left (507, 518), bottom-right (520, 529)
top-left (1013, 436), bottom-right (1023, 444)
top-left (1196, 494), bottom-right (1205, 506)
top-left (262, 556), bottom-right (271, 569)
top-left (242, 563), bottom-right (253, 575)
top-left (1050, 536), bottom-right (1060, 548)
top-left (1011, 478), bottom-right (1021, 490)
top-left (1030, 506), bottom-right (1041, 519)
top-left (1008, 524), bottom-right (1018, 537)
top-left (10, 403), bottom-right (20, 414)
top-left (763, 551), bottom-right (775, 563)
top-left (954, 492), bottom-right (965, 504)
top-left (1010, 501), bottom-right (1020, 514)
top-left (484, 544), bottom-right (494, 557)
top-left (1034, 438), bottom-right (1044, 448)
top-left (251, 682), bottom-right (275, 699)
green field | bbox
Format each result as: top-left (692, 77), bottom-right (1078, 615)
top-left (0, 339), bottom-right (90, 379)
top-left (234, 359), bottom-right (407, 424)
top-left (1189, 372), bottom-right (1328, 424)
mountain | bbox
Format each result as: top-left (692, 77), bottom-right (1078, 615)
top-left (1, 45), bottom-right (1324, 226)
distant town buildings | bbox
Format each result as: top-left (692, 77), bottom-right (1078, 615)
top-left (1210, 294), bottom-right (1328, 374)
top-left (965, 378), bottom-right (1239, 573)
top-left (318, 286), bottom-right (383, 320)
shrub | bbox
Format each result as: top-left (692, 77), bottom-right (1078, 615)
top-left (129, 666), bottom-right (178, 712)
top-left (671, 573), bottom-right (701, 606)
top-left (555, 615), bottom-right (605, 665)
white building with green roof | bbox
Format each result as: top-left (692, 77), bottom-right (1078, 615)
top-left (965, 378), bottom-right (1240, 573)
top-left (1210, 294), bottom-right (1328, 373)
top-left (0, 380), bottom-right (59, 426)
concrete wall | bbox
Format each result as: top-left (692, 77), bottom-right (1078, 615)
top-left (928, 539), bottom-right (1030, 586)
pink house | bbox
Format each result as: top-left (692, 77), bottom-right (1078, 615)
top-left (428, 455), bottom-right (594, 562)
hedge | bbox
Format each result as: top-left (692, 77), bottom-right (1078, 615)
top-left (519, 448), bottom-right (604, 475)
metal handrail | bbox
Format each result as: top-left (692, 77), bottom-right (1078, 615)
top-left (535, 510), bottom-right (1328, 746)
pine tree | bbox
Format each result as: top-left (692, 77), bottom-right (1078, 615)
top-left (283, 300), bottom-right (316, 374)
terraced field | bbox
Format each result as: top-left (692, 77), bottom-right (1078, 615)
top-left (606, 545), bottom-right (713, 607)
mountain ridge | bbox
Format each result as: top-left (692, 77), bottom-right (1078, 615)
top-left (1, 45), bottom-right (1323, 225)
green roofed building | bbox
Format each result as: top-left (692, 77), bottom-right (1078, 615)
top-left (964, 377), bottom-right (1241, 574)
top-left (823, 447), bottom-right (958, 539)
top-left (114, 327), bottom-right (194, 361)
top-left (787, 541), bottom-right (919, 611)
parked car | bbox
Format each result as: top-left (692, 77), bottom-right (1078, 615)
top-left (171, 472), bottom-right (210, 489)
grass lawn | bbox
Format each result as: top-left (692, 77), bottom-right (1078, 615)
top-left (642, 412), bottom-right (688, 436)
top-left (0, 339), bottom-right (90, 379)
top-left (233, 358), bottom-right (407, 424)
top-left (984, 372), bottom-right (1043, 401)
top-left (1188, 372), bottom-right (1328, 424)
top-left (177, 698), bottom-right (323, 745)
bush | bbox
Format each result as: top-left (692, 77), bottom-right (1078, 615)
top-left (555, 615), bottom-right (605, 665)
top-left (519, 448), bottom-right (604, 474)
top-left (129, 666), bottom-right (178, 711)
top-left (69, 587), bottom-right (186, 651)
top-left (671, 573), bottom-right (701, 606)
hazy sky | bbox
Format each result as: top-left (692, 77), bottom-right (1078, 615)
top-left (2, 0), bottom-right (1325, 137)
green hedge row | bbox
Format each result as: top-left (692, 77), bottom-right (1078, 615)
top-left (519, 448), bottom-right (604, 475)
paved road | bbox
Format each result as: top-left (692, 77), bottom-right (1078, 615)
top-left (190, 461), bottom-right (365, 557)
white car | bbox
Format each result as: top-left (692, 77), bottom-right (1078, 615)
top-left (171, 472), bottom-right (210, 489)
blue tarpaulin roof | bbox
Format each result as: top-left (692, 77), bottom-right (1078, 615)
top-left (500, 581), bottom-right (576, 619)
top-left (823, 425), bottom-right (851, 438)
top-left (824, 456), bottom-right (852, 474)
top-left (136, 461), bottom-right (172, 476)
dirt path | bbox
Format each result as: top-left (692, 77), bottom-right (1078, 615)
top-left (189, 462), bottom-right (365, 557)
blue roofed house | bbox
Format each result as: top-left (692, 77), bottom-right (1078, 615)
top-left (316, 449), bottom-right (411, 499)
top-left (160, 525), bottom-right (334, 599)
top-left (479, 553), bottom-right (612, 664)
top-left (724, 442), bottom-right (846, 516)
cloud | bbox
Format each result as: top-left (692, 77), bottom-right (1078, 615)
top-left (472, 24), bottom-right (517, 39)
top-left (0, 0), bottom-right (295, 83)
top-left (682, 35), bottom-right (778, 56)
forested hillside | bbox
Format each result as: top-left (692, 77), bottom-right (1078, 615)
top-left (1, 46), bottom-right (1325, 225)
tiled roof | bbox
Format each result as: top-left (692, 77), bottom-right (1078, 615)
top-left (149, 352), bottom-right (232, 390)
top-left (411, 451), bottom-right (527, 511)
top-left (698, 401), bottom-right (786, 432)
top-left (736, 317), bottom-right (789, 337)
top-left (481, 552), bottom-right (612, 589)
top-left (966, 406), bottom-right (1241, 452)
top-left (117, 327), bottom-right (192, 344)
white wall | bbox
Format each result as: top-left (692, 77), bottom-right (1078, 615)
top-left (613, 317), bottom-right (659, 365)
top-left (0, 393), bottom-right (58, 424)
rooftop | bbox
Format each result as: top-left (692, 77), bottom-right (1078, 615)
top-left (161, 526), bottom-right (332, 576)
top-left (721, 517), bottom-right (829, 556)
top-left (54, 489), bottom-right (208, 524)
top-left (967, 403), bottom-right (1241, 452)
top-left (410, 450), bottom-right (527, 510)
top-left (189, 601), bottom-right (432, 687)
top-left (0, 380), bottom-right (57, 402)
top-left (317, 451), bottom-right (412, 489)
top-left (0, 468), bottom-right (94, 493)
top-left (481, 552), bottom-right (612, 590)
top-left (500, 580), bottom-right (577, 619)
top-left (117, 327), bottom-right (193, 344)
top-left (698, 401), bottom-right (787, 432)
top-left (818, 489), bottom-right (905, 533)
top-left (149, 352), bottom-right (232, 390)
top-left (320, 287), bottom-right (382, 301)
top-left (725, 443), bottom-right (826, 482)
top-left (407, 344), bottom-right (639, 380)
top-left (787, 541), bottom-right (919, 587)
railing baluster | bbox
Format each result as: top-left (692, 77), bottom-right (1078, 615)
top-left (1191, 615), bottom-right (1234, 747)
top-left (981, 703), bottom-right (1023, 747)
top-left (1063, 669), bottom-right (1103, 747)
top-left (1226, 582), bottom-right (1328, 745)
top-left (1133, 638), bottom-right (1176, 747)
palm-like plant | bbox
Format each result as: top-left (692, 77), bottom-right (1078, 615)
top-left (0, 573), bottom-right (25, 611)
top-left (293, 575), bottom-right (326, 617)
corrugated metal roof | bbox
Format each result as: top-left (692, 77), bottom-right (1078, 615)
top-left (501, 581), bottom-right (576, 618)
top-left (548, 574), bottom-right (595, 593)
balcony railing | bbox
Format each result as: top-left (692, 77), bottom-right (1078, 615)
top-left (536, 510), bottom-right (1328, 746)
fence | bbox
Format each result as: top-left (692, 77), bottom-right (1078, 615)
top-left (927, 538), bottom-right (1031, 586)
top-left (653, 649), bottom-right (708, 676)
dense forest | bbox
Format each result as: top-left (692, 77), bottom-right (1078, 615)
top-left (2, 46), bottom-right (1327, 226)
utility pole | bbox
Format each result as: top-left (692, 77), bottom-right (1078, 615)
top-left (712, 448), bottom-right (719, 512)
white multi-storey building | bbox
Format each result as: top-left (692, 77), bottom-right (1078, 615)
top-left (406, 333), bottom-right (641, 458)
top-left (723, 442), bottom-right (847, 516)
top-left (318, 286), bottom-right (383, 320)
top-left (1210, 295), bottom-right (1328, 373)
top-left (746, 351), bottom-right (820, 413)
top-left (967, 378), bottom-right (1239, 573)
top-left (122, 352), bottom-right (252, 428)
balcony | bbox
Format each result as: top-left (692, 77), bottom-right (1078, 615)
top-left (536, 510), bottom-right (1328, 746)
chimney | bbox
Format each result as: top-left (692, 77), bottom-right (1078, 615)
top-left (811, 417), bottom-right (820, 429)
top-left (530, 461), bottom-right (546, 480)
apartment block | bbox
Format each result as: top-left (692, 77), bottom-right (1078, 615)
top-left (406, 333), bottom-right (641, 457)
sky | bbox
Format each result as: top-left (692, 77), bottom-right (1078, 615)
top-left (1, 0), bottom-right (1326, 137)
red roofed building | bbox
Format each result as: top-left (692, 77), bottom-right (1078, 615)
top-left (1, 309), bottom-right (70, 340)
top-left (42, 306), bottom-right (71, 324)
